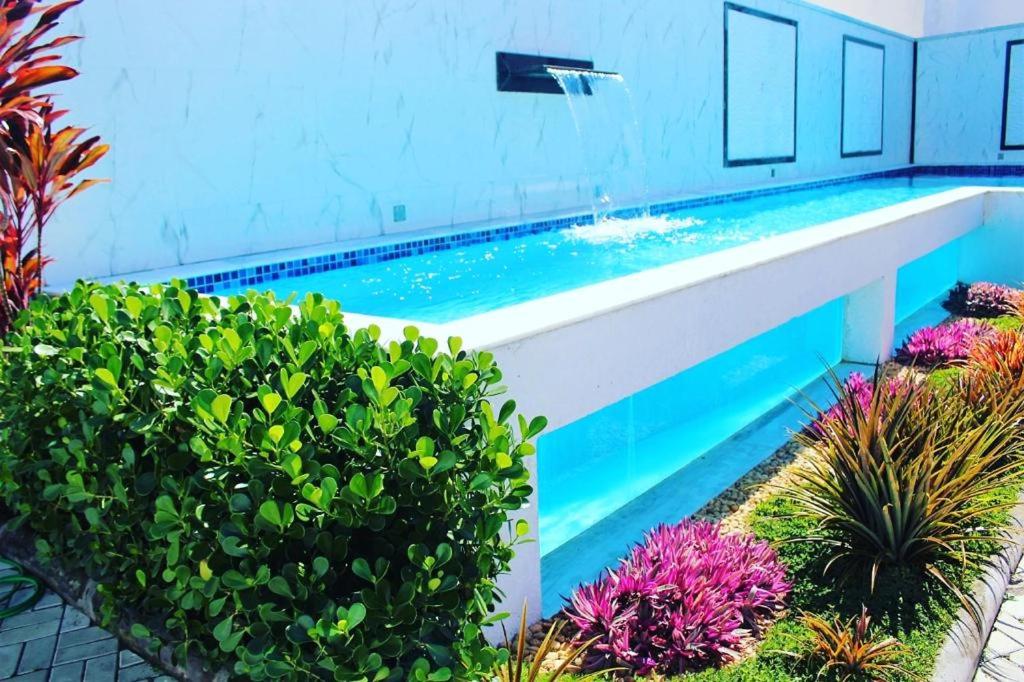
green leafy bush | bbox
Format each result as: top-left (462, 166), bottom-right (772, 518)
top-left (0, 280), bottom-right (542, 680)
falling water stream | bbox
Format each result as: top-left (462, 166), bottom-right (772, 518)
top-left (547, 65), bottom-right (655, 519)
top-left (547, 66), bottom-right (651, 226)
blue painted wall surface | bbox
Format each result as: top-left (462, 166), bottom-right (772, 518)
top-left (916, 24), bottom-right (1024, 164)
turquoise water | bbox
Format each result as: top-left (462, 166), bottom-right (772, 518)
top-left (538, 296), bottom-right (849, 612)
top-left (228, 176), bottom-right (1024, 322)
top-left (895, 238), bottom-right (963, 323)
top-left (538, 297), bottom-right (844, 556)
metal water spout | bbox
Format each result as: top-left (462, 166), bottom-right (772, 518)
top-left (496, 51), bottom-right (619, 94)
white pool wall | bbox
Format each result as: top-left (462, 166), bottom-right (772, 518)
top-left (960, 188), bottom-right (1024, 285)
top-left (45, 0), bottom-right (912, 287)
top-left (809, 0), bottom-right (1024, 37)
top-left (923, 2), bottom-right (1024, 37)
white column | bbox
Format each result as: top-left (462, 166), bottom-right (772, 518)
top-left (843, 273), bottom-right (897, 364)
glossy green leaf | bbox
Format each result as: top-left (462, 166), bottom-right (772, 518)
top-left (260, 391), bottom-right (282, 415)
top-left (211, 394), bottom-right (232, 424)
top-left (259, 500), bottom-right (283, 526)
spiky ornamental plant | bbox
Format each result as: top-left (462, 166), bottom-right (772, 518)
top-left (801, 607), bottom-right (915, 681)
top-left (0, 0), bottom-right (106, 334)
top-left (564, 520), bottom-right (790, 676)
top-left (787, 367), bottom-right (1022, 619)
top-left (968, 329), bottom-right (1024, 383)
top-left (806, 371), bottom-right (918, 440)
top-left (957, 330), bottom-right (1024, 440)
top-left (488, 602), bottom-right (602, 682)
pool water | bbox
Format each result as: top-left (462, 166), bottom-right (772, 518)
top-left (537, 234), bottom-right (973, 611)
top-left (537, 296), bottom-right (845, 556)
top-left (226, 176), bottom-right (1024, 322)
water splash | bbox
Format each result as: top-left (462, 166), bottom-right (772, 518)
top-left (564, 215), bottom-right (706, 245)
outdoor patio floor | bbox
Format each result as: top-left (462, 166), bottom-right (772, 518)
top-left (0, 564), bottom-right (169, 682)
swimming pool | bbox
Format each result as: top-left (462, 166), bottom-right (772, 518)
top-left (221, 175), bottom-right (1024, 322)
top-left (171, 171), bottom-right (1024, 621)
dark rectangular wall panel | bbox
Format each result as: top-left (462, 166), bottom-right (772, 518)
top-left (1002, 40), bottom-right (1024, 150)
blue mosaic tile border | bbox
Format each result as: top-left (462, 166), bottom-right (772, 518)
top-left (184, 165), bottom-right (1018, 295)
top-left (912, 164), bottom-right (1024, 177)
top-left (186, 213), bottom-right (592, 294)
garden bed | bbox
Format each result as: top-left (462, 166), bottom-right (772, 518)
top-left (2, 279), bottom-right (1023, 682)
top-left (531, 431), bottom-right (1023, 682)
top-left (525, 282), bottom-right (1024, 682)
top-left (529, 440), bottom-right (1019, 681)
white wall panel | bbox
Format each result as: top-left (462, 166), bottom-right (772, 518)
top-left (924, 0), bottom-right (1024, 36)
top-left (916, 25), bottom-right (1024, 163)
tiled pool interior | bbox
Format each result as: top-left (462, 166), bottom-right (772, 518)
top-left (204, 171), bottom-right (1024, 323)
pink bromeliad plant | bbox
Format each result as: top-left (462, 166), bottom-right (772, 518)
top-left (816, 371), bottom-right (873, 427)
top-left (564, 520), bottom-right (790, 676)
top-left (895, 319), bottom-right (994, 367)
top-left (945, 281), bottom-right (1022, 318)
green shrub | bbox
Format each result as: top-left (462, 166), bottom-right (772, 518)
top-left (0, 280), bottom-right (542, 680)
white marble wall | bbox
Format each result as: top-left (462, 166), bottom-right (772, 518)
top-left (916, 24), bottom-right (1024, 165)
top-left (923, 0), bottom-right (1024, 36)
top-left (44, 0), bottom-right (913, 286)
top-left (809, 0), bottom-right (925, 37)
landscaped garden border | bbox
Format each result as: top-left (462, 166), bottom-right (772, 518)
top-left (528, 282), bottom-right (1024, 682)
top-left (930, 491), bottom-right (1024, 682)
top-left (2, 278), bottom-right (1022, 681)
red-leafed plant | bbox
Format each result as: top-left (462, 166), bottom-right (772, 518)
top-left (0, 0), bottom-right (106, 334)
top-left (1, 103), bottom-right (106, 308)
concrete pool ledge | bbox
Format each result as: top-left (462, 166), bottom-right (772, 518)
top-left (440, 188), bottom-right (1002, 429)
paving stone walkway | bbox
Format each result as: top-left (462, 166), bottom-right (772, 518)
top-left (975, 554), bottom-right (1024, 681)
top-left (0, 564), bottom-right (171, 682)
